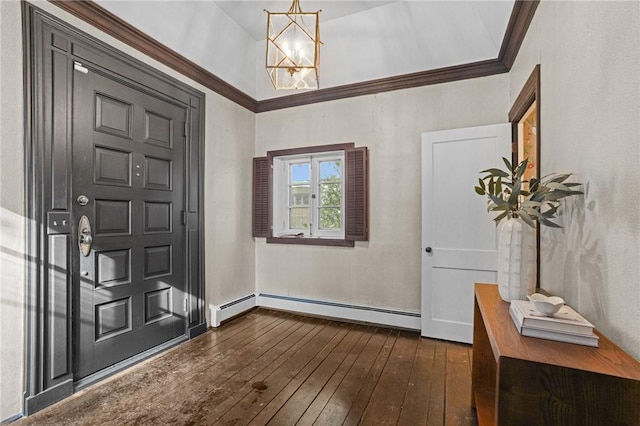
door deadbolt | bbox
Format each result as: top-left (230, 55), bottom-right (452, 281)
top-left (77, 195), bottom-right (90, 206)
top-left (78, 215), bottom-right (93, 256)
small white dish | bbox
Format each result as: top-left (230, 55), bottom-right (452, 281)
top-left (527, 293), bottom-right (565, 316)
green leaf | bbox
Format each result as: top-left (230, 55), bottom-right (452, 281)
top-left (493, 210), bottom-right (509, 222)
top-left (546, 182), bottom-right (571, 191)
top-left (489, 193), bottom-right (507, 206)
top-left (490, 204), bottom-right (510, 212)
top-left (475, 186), bottom-right (485, 195)
top-left (518, 210), bottom-right (536, 228)
top-left (525, 208), bottom-right (544, 220)
top-left (521, 200), bottom-right (543, 208)
top-left (502, 157), bottom-right (512, 172)
top-left (478, 178), bottom-right (486, 191)
top-left (480, 168), bottom-right (510, 178)
top-left (558, 189), bottom-right (584, 196)
top-left (507, 178), bottom-right (521, 205)
top-left (529, 192), bottom-right (547, 203)
top-left (548, 173), bottom-right (572, 183)
top-left (514, 158), bottom-right (528, 179)
top-left (544, 204), bottom-right (559, 216)
top-left (496, 177), bottom-right (503, 194)
top-left (539, 217), bottom-right (562, 228)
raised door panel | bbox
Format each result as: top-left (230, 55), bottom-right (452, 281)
top-left (94, 93), bottom-right (133, 139)
top-left (95, 249), bottom-right (131, 288)
top-left (144, 156), bottom-right (172, 191)
top-left (94, 200), bottom-right (131, 236)
top-left (144, 202), bottom-right (172, 234)
top-left (144, 110), bottom-right (173, 148)
top-left (95, 298), bottom-right (132, 342)
top-left (94, 147), bottom-right (132, 187)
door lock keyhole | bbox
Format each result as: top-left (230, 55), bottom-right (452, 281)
top-left (77, 195), bottom-right (90, 206)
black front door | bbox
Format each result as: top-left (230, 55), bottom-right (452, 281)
top-left (72, 66), bottom-right (187, 379)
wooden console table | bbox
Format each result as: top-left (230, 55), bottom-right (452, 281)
top-left (472, 283), bottom-right (640, 425)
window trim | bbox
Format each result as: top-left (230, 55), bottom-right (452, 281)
top-left (266, 143), bottom-right (357, 247)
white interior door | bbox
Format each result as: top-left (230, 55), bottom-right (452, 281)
top-left (421, 124), bottom-right (510, 343)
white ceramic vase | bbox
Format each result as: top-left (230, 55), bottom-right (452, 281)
top-left (496, 217), bottom-right (537, 302)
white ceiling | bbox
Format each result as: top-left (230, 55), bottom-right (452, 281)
top-left (213, 1), bottom-right (398, 41)
top-left (95, 1), bottom-right (515, 101)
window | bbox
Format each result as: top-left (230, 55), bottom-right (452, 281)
top-left (253, 143), bottom-right (368, 246)
top-left (273, 152), bottom-right (345, 239)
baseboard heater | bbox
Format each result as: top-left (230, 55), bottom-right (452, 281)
top-left (210, 293), bottom-right (258, 327)
top-left (209, 293), bottom-right (420, 331)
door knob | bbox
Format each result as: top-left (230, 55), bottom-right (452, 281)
top-left (425, 247), bottom-right (432, 253)
top-left (78, 215), bottom-right (93, 256)
top-left (80, 233), bottom-right (92, 245)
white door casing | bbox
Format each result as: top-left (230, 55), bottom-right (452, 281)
top-left (421, 124), bottom-right (510, 343)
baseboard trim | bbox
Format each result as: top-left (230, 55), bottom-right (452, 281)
top-left (256, 293), bottom-right (421, 331)
top-left (1, 412), bottom-right (24, 425)
top-left (188, 322), bottom-right (208, 339)
top-left (0, 413), bottom-right (24, 425)
top-left (210, 293), bottom-right (257, 327)
top-left (24, 379), bottom-right (73, 415)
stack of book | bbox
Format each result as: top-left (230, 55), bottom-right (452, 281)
top-left (509, 300), bottom-right (599, 347)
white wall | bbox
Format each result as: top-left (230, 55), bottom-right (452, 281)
top-left (255, 75), bottom-right (509, 312)
top-left (510, 1), bottom-right (640, 360)
top-left (0, 1), bottom-right (256, 421)
top-left (0, 0), bottom-right (26, 420)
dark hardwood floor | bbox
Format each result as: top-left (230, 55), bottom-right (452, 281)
top-left (18, 309), bottom-right (477, 425)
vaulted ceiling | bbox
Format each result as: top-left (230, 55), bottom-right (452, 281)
top-left (54, 1), bottom-right (538, 111)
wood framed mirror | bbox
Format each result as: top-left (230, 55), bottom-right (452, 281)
top-left (509, 64), bottom-right (541, 287)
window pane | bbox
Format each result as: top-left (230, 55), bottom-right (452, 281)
top-left (290, 163), bottom-right (310, 183)
top-left (319, 160), bottom-right (341, 182)
top-left (289, 162), bottom-right (310, 231)
top-left (319, 208), bottom-right (341, 229)
top-left (289, 208), bottom-right (310, 229)
top-left (319, 183), bottom-right (341, 207)
top-left (289, 185), bottom-right (310, 206)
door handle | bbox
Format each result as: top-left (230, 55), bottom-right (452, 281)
top-left (78, 215), bottom-right (93, 256)
top-left (425, 247), bottom-right (432, 253)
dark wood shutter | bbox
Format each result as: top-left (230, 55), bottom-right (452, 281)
top-left (252, 157), bottom-right (270, 237)
top-left (345, 146), bottom-right (369, 241)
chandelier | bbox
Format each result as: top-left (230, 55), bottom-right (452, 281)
top-left (265, 0), bottom-right (321, 90)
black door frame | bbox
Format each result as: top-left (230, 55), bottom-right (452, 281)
top-left (22, 4), bottom-right (206, 414)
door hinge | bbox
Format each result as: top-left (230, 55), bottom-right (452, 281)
top-left (184, 122), bottom-right (189, 138)
top-left (182, 211), bottom-right (188, 226)
top-left (184, 297), bottom-right (188, 313)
